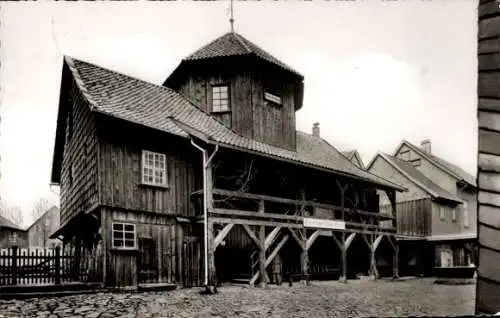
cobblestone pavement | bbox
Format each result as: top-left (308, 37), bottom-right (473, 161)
top-left (0, 278), bottom-right (475, 318)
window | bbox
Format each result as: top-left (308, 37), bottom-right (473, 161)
top-left (463, 202), bottom-right (469, 228)
top-left (112, 222), bottom-right (136, 249)
top-left (10, 232), bottom-right (17, 243)
top-left (142, 150), bottom-right (167, 187)
top-left (439, 206), bottom-right (445, 220)
top-left (452, 208), bottom-right (456, 222)
top-left (264, 92), bottom-right (282, 105)
top-left (211, 85), bottom-right (230, 113)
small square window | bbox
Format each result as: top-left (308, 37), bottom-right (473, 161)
top-left (112, 222), bottom-right (136, 250)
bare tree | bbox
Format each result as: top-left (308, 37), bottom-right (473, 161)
top-left (31, 197), bottom-right (53, 221)
top-left (0, 202), bottom-right (25, 227)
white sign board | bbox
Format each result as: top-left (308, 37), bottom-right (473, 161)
top-left (303, 218), bottom-right (346, 230)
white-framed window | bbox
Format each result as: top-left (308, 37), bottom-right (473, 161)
top-left (452, 208), bottom-right (456, 222)
top-left (439, 206), bottom-right (445, 220)
top-left (264, 92), bottom-right (282, 105)
top-left (211, 85), bottom-right (230, 113)
top-left (141, 150), bottom-right (167, 187)
top-left (112, 222), bottom-right (136, 249)
top-left (463, 202), bottom-right (469, 228)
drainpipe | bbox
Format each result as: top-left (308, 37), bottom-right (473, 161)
top-left (190, 139), bottom-right (219, 287)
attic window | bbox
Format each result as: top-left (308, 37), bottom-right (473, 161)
top-left (410, 158), bottom-right (421, 167)
top-left (211, 85), bottom-right (230, 113)
top-left (264, 92), bottom-right (282, 105)
top-left (399, 150), bottom-right (410, 161)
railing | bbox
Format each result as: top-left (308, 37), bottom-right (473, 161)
top-left (0, 246), bottom-right (98, 286)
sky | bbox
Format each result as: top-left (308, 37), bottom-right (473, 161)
top-left (0, 1), bottom-right (478, 226)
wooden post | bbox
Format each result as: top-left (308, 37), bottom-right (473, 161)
top-left (341, 233), bottom-right (347, 283)
top-left (299, 187), bottom-right (309, 285)
top-left (258, 199), bottom-right (267, 288)
top-left (55, 246), bottom-right (61, 285)
top-left (206, 159), bottom-right (217, 289)
top-left (393, 239), bottom-right (399, 280)
top-left (11, 246), bottom-right (18, 285)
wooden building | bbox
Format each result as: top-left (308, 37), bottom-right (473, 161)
top-left (342, 150), bottom-right (366, 170)
top-left (49, 31), bottom-right (405, 289)
top-left (27, 206), bottom-right (61, 248)
top-left (367, 139), bottom-right (477, 276)
top-left (0, 216), bottom-right (28, 249)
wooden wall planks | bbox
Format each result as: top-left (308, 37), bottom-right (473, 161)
top-left (477, 0), bottom-right (500, 314)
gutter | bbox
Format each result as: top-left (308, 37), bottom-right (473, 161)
top-left (190, 139), bottom-right (219, 288)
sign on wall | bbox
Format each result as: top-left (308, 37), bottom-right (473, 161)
top-left (303, 218), bottom-right (346, 230)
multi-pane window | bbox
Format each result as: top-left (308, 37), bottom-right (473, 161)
top-left (439, 206), bottom-right (445, 220)
top-left (212, 85), bottom-right (230, 113)
top-left (142, 150), bottom-right (167, 186)
top-left (10, 232), bottom-right (17, 244)
top-left (112, 222), bottom-right (136, 249)
top-left (463, 202), bottom-right (469, 228)
top-left (264, 92), bottom-right (282, 105)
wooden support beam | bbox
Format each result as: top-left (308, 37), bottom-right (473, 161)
top-left (306, 230), bottom-right (321, 251)
top-left (288, 228), bottom-right (304, 249)
top-left (265, 226), bottom-right (281, 250)
top-left (258, 199), bottom-right (267, 288)
top-left (340, 232), bottom-right (347, 283)
top-left (393, 240), bottom-right (399, 280)
top-left (241, 224), bottom-right (260, 248)
top-left (249, 234), bottom-right (289, 286)
top-left (372, 235), bottom-right (383, 252)
top-left (213, 224), bottom-right (234, 249)
top-left (344, 233), bottom-right (357, 251)
top-left (206, 160), bottom-right (217, 288)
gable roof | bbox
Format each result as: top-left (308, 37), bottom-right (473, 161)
top-left (180, 32), bottom-right (303, 79)
top-left (369, 153), bottom-right (463, 204)
top-left (26, 206), bottom-right (59, 231)
top-left (52, 56), bottom-right (404, 192)
top-left (395, 140), bottom-right (476, 187)
top-left (0, 215), bottom-right (24, 231)
top-left (341, 149), bottom-right (366, 170)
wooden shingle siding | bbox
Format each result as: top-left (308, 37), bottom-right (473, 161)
top-left (60, 76), bottom-right (99, 226)
top-left (96, 116), bottom-right (201, 217)
top-left (175, 58), bottom-right (298, 151)
top-left (477, 0), bottom-right (500, 314)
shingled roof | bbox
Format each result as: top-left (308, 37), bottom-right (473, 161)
top-left (181, 32), bottom-right (303, 79)
top-left (372, 153), bottom-right (462, 203)
top-left (54, 57), bottom-right (404, 191)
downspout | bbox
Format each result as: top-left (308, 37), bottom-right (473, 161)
top-left (190, 139), bottom-right (219, 287)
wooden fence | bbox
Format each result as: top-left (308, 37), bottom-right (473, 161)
top-left (0, 246), bottom-right (100, 286)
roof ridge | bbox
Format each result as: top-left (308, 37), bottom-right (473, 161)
top-left (232, 32), bottom-right (252, 53)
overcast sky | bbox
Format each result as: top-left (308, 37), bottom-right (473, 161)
top-left (1, 1), bottom-right (477, 226)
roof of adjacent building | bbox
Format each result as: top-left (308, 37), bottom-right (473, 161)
top-left (396, 140), bottom-right (476, 187)
top-left (180, 32), bottom-right (303, 79)
top-left (341, 149), bottom-right (366, 169)
top-left (0, 215), bottom-right (24, 231)
top-left (26, 206), bottom-right (59, 231)
top-left (372, 153), bottom-right (463, 203)
top-left (54, 56), bottom-right (405, 192)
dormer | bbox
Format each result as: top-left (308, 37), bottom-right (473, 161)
top-left (163, 32), bottom-right (304, 151)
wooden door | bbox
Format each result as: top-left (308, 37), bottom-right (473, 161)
top-left (138, 238), bottom-right (158, 284)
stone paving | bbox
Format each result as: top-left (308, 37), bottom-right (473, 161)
top-left (0, 278), bottom-right (475, 318)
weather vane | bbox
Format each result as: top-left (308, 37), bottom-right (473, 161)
top-left (229, 0), bottom-right (235, 33)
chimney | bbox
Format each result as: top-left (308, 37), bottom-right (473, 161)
top-left (312, 122), bottom-right (320, 138)
top-left (420, 139), bottom-right (431, 154)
